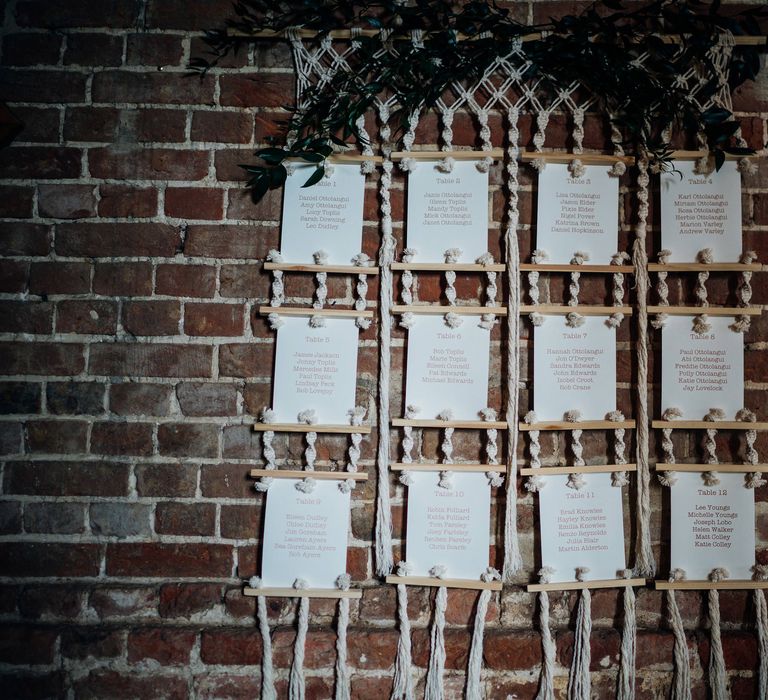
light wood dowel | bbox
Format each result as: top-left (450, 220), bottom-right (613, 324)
top-left (392, 305), bottom-right (508, 316)
top-left (258, 306), bottom-right (374, 318)
top-left (250, 469), bottom-right (368, 481)
top-left (252, 423), bottom-right (372, 434)
top-left (390, 462), bottom-right (507, 473)
top-left (244, 587), bottom-right (363, 599)
top-left (655, 580), bottom-right (768, 591)
top-left (520, 464), bottom-right (637, 476)
top-left (651, 463), bottom-right (768, 473)
top-left (652, 420), bottom-right (768, 431)
top-left (520, 151), bottom-right (635, 165)
top-left (528, 577), bottom-right (646, 592)
top-left (647, 263), bottom-right (763, 272)
top-left (520, 263), bottom-right (635, 273)
top-left (386, 575), bottom-right (503, 591)
top-left (393, 418), bottom-right (507, 429)
top-left (520, 420), bottom-right (635, 431)
top-left (390, 149), bottom-right (501, 160)
top-left (647, 306), bottom-right (762, 316)
top-left (520, 305), bottom-right (633, 316)
top-left (264, 262), bottom-right (379, 274)
top-left (392, 262), bottom-right (506, 272)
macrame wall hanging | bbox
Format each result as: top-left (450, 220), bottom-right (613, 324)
top-left (208, 5), bottom-right (767, 697)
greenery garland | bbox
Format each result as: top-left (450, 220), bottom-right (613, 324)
top-left (194, 0), bottom-right (766, 200)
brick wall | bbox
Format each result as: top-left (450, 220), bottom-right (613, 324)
top-left (0, 1), bottom-right (767, 698)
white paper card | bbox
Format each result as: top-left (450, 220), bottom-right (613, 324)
top-left (405, 315), bottom-right (490, 420)
top-left (670, 472), bottom-right (755, 580)
top-left (280, 163), bottom-right (365, 264)
top-left (533, 315), bottom-right (616, 421)
top-left (406, 160), bottom-right (489, 262)
top-left (535, 163), bottom-right (618, 264)
top-left (661, 315), bottom-right (744, 419)
top-left (272, 316), bottom-right (359, 423)
top-left (405, 471), bottom-right (490, 579)
top-left (660, 160), bottom-right (742, 262)
top-left (261, 479), bottom-right (351, 588)
top-left (538, 473), bottom-right (626, 582)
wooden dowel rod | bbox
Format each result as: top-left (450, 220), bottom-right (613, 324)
top-left (652, 420), bottom-right (768, 430)
top-left (264, 262), bottom-right (380, 274)
top-left (651, 463), bottom-right (768, 473)
top-left (250, 468), bottom-right (368, 481)
top-left (520, 151), bottom-right (635, 165)
top-left (647, 263), bottom-right (763, 272)
top-left (393, 418), bottom-right (507, 429)
top-left (390, 462), bottom-right (506, 473)
top-left (392, 262), bottom-right (506, 272)
top-left (520, 420), bottom-right (635, 431)
top-left (392, 304), bottom-right (507, 316)
top-left (520, 263), bottom-right (635, 273)
top-left (655, 580), bottom-right (768, 591)
top-left (528, 577), bottom-right (646, 592)
top-left (244, 586), bottom-right (362, 599)
top-left (252, 423), bottom-right (372, 434)
top-left (667, 150), bottom-right (760, 160)
top-left (282, 153), bottom-right (382, 164)
top-left (520, 463), bottom-right (637, 476)
top-left (258, 306), bottom-right (374, 318)
top-left (386, 575), bottom-right (502, 591)
top-left (390, 149), bottom-right (501, 160)
top-left (520, 305), bottom-right (633, 316)
top-left (647, 305), bottom-right (761, 316)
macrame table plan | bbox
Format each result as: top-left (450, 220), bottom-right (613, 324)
top-left (228, 18), bottom-right (768, 700)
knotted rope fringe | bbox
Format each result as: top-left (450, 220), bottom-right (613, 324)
top-left (568, 567), bottom-right (592, 700)
top-left (569, 251), bottom-right (589, 306)
top-left (425, 568), bottom-right (448, 700)
top-left (248, 577), bottom-right (276, 700)
top-left (466, 568), bottom-right (501, 700)
top-left (733, 250), bottom-right (758, 333)
top-left (536, 566), bottom-right (556, 700)
top-left (335, 574), bottom-right (352, 700)
top-left (445, 248), bottom-right (461, 305)
top-left (738, 408), bottom-right (766, 489)
top-left (503, 106), bottom-right (523, 578)
top-left (656, 249), bottom-right (671, 307)
top-left (528, 249), bottom-right (548, 305)
top-left (659, 407), bottom-right (683, 487)
top-left (289, 578), bottom-right (310, 700)
top-left (754, 565), bottom-right (768, 700)
top-left (695, 248), bottom-right (713, 308)
top-left (703, 408), bottom-right (725, 486)
top-left (392, 561), bottom-right (415, 700)
top-left (267, 250), bottom-right (285, 307)
top-left (667, 569), bottom-right (692, 700)
top-left (256, 407), bottom-right (277, 492)
top-left (708, 568), bottom-right (730, 700)
top-left (617, 569), bottom-right (636, 700)
top-left (611, 252), bottom-right (631, 306)
top-left (313, 250), bottom-right (329, 309)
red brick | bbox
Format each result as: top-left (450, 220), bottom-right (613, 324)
top-left (15, 0), bottom-right (139, 27)
top-left (128, 628), bottom-right (196, 665)
top-left (200, 628), bottom-right (263, 665)
top-left (185, 224), bottom-right (278, 259)
top-left (88, 586), bottom-right (156, 619)
top-left (219, 73), bottom-right (295, 109)
top-left (0, 260), bottom-right (28, 292)
top-left (98, 185), bottom-right (158, 218)
top-left (0, 422), bottom-right (23, 456)
top-left (0, 342), bottom-right (84, 376)
top-left (0, 69), bottom-right (87, 103)
top-left (193, 673), bottom-right (261, 699)
top-left (25, 419), bottom-right (87, 453)
top-left (64, 33), bottom-right (122, 66)
top-left (272, 628), bottom-right (337, 668)
top-left (185, 303), bottom-right (244, 336)
top-left (159, 583), bottom-right (222, 619)
top-left (156, 264), bottom-right (216, 298)
top-left (93, 262), bottom-right (153, 296)
top-left (89, 343), bottom-right (212, 378)
top-left (0, 542), bottom-right (101, 577)
top-left (56, 299), bottom-right (117, 334)
top-left (165, 187), bottom-right (225, 220)
top-left (0, 673), bottom-right (65, 699)
top-left (90, 421), bottom-right (154, 456)
top-left (1, 33), bottom-right (63, 66)
top-left (157, 422), bottom-right (219, 458)
top-left (147, 0), bottom-right (238, 30)
top-left (18, 584), bottom-right (82, 619)
top-left (136, 463), bottom-right (197, 497)
top-left (109, 383), bottom-right (172, 416)
top-left (347, 629), bottom-right (399, 670)
top-left (191, 111), bottom-right (254, 144)
top-left (61, 628), bottom-right (123, 659)
top-left (0, 381), bottom-right (41, 414)
top-left (123, 301), bottom-right (181, 336)
top-left (0, 300), bottom-right (52, 333)
top-left (219, 343), bottom-right (274, 378)
top-left (64, 106), bottom-right (119, 141)
top-left (0, 146), bottom-right (81, 179)
top-left (0, 624), bottom-right (57, 664)
top-left (106, 543), bottom-right (232, 577)
top-left (200, 463), bottom-right (252, 499)
top-left (89, 147), bottom-right (209, 181)
top-left (0, 185), bottom-right (34, 217)
top-left (57, 222), bottom-right (179, 257)
top-left (29, 262), bottom-right (90, 294)
top-left (226, 187), bottom-right (281, 221)
top-left (213, 147), bottom-right (252, 181)
top-left (220, 504), bottom-right (261, 540)
top-left (155, 502), bottom-right (216, 536)
top-left (220, 264), bottom-right (266, 298)
top-left (92, 71), bottom-right (215, 105)
top-left (10, 106), bottom-right (60, 142)
top-left (134, 109), bottom-right (188, 143)
top-left (0, 223), bottom-right (50, 256)
top-left (126, 34), bottom-right (184, 66)
top-left (4, 460), bottom-right (128, 496)
top-left (73, 670), bottom-right (188, 700)
top-left (176, 382), bottom-right (237, 416)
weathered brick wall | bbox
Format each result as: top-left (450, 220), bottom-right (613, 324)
top-left (0, 1), bottom-right (766, 697)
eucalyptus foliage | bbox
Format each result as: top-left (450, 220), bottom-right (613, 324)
top-left (193, 0), bottom-right (766, 200)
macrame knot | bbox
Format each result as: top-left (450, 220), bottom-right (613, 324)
top-left (481, 408), bottom-right (497, 422)
top-left (670, 568), bottom-right (687, 583)
top-left (567, 472), bottom-right (587, 490)
top-left (479, 313), bottom-right (496, 330)
top-left (480, 567), bottom-right (501, 584)
top-left (313, 250), bottom-right (329, 266)
top-left (752, 565), bottom-right (768, 582)
top-left (397, 560), bottom-right (413, 577)
top-left (618, 568), bottom-right (634, 580)
top-left (437, 157), bottom-right (455, 173)
top-left (444, 312), bottom-right (463, 328)
top-left (249, 575), bottom-right (262, 589)
top-left (323, 163), bottom-right (335, 179)
top-left (438, 470), bottom-right (454, 489)
top-left (575, 566), bottom-right (590, 582)
top-left (737, 408), bottom-right (756, 423)
top-left (565, 312), bottom-right (585, 328)
top-left (476, 252), bottom-right (495, 266)
top-left (401, 247), bottom-right (418, 264)
top-left (611, 252), bottom-right (630, 266)
top-left (295, 477), bottom-right (316, 493)
top-left (266, 249), bottom-right (283, 263)
top-left (571, 251), bottom-right (590, 266)
top-left (438, 409), bottom-right (453, 422)
top-left (650, 313), bottom-right (668, 329)
top-left (531, 249), bottom-right (549, 264)
top-left (702, 471), bottom-right (721, 486)
top-left (529, 312), bottom-right (545, 327)
top-left (740, 250), bottom-right (758, 265)
top-left (697, 248), bottom-right (714, 265)
top-left (486, 471), bottom-right (504, 488)
top-left (539, 566), bottom-right (555, 584)
top-left (729, 315), bottom-right (751, 333)
top-left (294, 578), bottom-right (309, 590)
top-left (335, 573), bottom-right (351, 591)
top-left (399, 312), bottom-right (415, 330)
top-left (525, 474), bottom-right (546, 492)
top-left (444, 248), bottom-right (462, 264)
top-left (430, 565), bottom-right (447, 579)
top-left (348, 406), bottom-right (366, 427)
top-left (405, 404), bottom-right (420, 420)
top-left (745, 472), bottom-right (766, 489)
top-left (738, 157), bottom-right (758, 175)
top-left (360, 159), bottom-right (374, 174)
top-left (612, 471), bottom-right (630, 488)
top-left (658, 471), bottom-right (678, 487)
top-left (658, 249), bottom-right (672, 265)
top-left (607, 410), bottom-right (625, 422)
top-left (692, 314), bottom-right (711, 334)
top-left (694, 155), bottom-right (714, 176)
top-left (663, 407), bottom-right (683, 421)
top-left (261, 407), bottom-right (276, 424)
top-left (298, 409), bottom-right (317, 425)
top-left (284, 161), bottom-right (297, 176)
top-left (531, 157), bottom-right (547, 172)
top-left (255, 477), bottom-right (273, 492)
top-left (355, 316), bottom-right (371, 330)
top-left (309, 315), bottom-right (326, 328)
top-left (609, 160), bottom-right (626, 177)
top-left (568, 158), bottom-right (586, 178)
top-left (267, 313), bottom-right (284, 330)
top-left (399, 471), bottom-right (414, 486)
top-left (400, 157), bottom-right (416, 172)
top-left (524, 411), bottom-right (538, 424)
top-left (338, 478), bottom-right (355, 493)
top-left (605, 312), bottom-right (624, 328)
top-left (709, 567), bottom-right (730, 583)
top-left (564, 410), bottom-right (582, 423)
top-left (705, 408), bottom-right (726, 422)
top-left (476, 156), bottom-right (493, 173)
top-left (351, 253), bottom-right (371, 267)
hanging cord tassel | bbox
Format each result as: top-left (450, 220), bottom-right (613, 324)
top-left (667, 569), bottom-right (692, 700)
top-left (401, 248), bottom-right (417, 305)
top-left (425, 566), bottom-right (448, 700)
top-left (392, 561), bottom-right (415, 700)
top-left (658, 407), bottom-right (683, 487)
top-left (611, 252), bottom-right (631, 306)
top-left (707, 567), bottom-right (730, 700)
top-left (695, 248), bottom-right (713, 308)
top-left (477, 252), bottom-right (498, 307)
top-left (617, 570), bottom-right (636, 700)
top-left (703, 408), bottom-right (725, 486)
top-left (536, 567), bottom-right (556, 700)
top-left (267, 250), bottom-right (285, 307)
top-left (529, 249), bottom-right (548, 305)
top-left (656, 249), bottom-right (671, 306)
top-left (737, 408), bottom-right (766, 489)
top-left (313, 250), bottom-right (329, 309)
top-left (289, 578), bottom-right (310, 700)
top-left (444, 248), bottom-right (462, 305)
top-left (248, 577), bottom-right (276, 700)
top-left (298, 409), bottom-right (318, 472)
top-left (753, 565), bottom-right (768, 700)
top-left (569, 251), bottom-right (589, 306)
top-left (466, 568), bottom-right (501, 700)
top-left (608, 410), bottom-right (629, 487)
top-left (352, 253), bottom-right (371, 312)
top-left (568, 567), bottom-right (592, 700)
top-left (334, 574), bottom-right (352, 700)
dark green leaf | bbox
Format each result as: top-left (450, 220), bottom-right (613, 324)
top-left (302, 166), bottom-right (325, 188)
